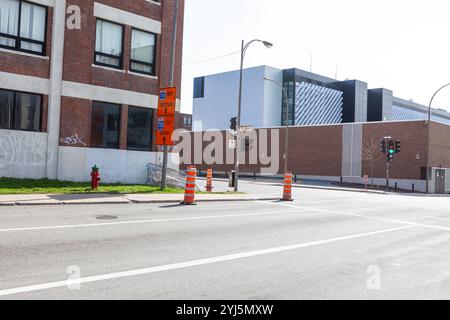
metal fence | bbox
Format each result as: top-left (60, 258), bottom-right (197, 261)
top-left (147, 163), bottom-right (200, 191)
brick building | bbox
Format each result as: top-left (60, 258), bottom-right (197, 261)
top-left (178, 120), bottom-right (450, 193)
top-left (0, 0), bottom-right (184, 183)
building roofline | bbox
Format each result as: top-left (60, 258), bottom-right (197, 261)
top-left (393, 96), bottom-right (450, 119)
top-left (196, 65), bottom-right (280, 80)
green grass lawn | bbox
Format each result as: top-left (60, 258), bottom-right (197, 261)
top-left (0, 178), bottom-right (185, 195)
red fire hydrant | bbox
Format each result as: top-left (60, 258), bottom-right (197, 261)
top-left (91, 165), bottom-right (101, 190)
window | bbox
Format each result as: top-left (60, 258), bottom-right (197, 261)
top-left (183, 116), bottom-right (191, 126)
top-left (91, 102), bottom-right (120, 149)
top-left (0, 89), bottom-right (41, 131)
top-left (0, 0), bottom-right (47, 55)
top-left (193, 77), bottom-right (205, 98)
top-left (130, 29), bottom-right (156, 75)
top-left (95, 19), bottom-right (123, 68)
top-left (127, 106), bottom-right (152, 151)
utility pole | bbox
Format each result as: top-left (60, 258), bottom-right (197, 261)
top-left (161, 0), bottom-right (180, 190)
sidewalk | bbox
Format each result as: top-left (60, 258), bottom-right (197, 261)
top-left (0, 192), bottom-right (280, 206)
top-left (205, 177), bottom-right (389, 195)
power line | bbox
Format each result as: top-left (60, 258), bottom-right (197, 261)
top-left (183, 51), bottom-right (240, 66)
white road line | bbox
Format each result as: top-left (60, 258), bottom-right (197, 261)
top-left (0, 210), bottom-right (297, 233)
top-left (416, 215), bottom-right (450, 222)
top-left (0, 225), bottom-right (413, 297)
top-left (269, 202), bottom-right (450, 233)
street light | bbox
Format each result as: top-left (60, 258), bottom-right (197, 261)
top-left (425, 83), bottom-right (450, 193)
top-left (264, 77), bottom-right (290, 175)
top-left (234, 39), bottom-right (273, 192)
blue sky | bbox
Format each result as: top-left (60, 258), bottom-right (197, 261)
top-left (180, 0), bottom-right (450, 114)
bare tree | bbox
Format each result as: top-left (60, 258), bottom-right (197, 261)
top-left (362, 138), bottom-right (383, 186)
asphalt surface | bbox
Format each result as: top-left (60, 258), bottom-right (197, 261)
top-left (2, 183), bottom-right (450, 300)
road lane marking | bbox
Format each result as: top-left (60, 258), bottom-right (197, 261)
top-left (267, 202), bottom-right (450, 233)
top-left (0, 210), bottom-right (297, 233)
top-left (0, 225), bottom-right (413, 297)
top-left (415, 215), bottom-right (450, 222)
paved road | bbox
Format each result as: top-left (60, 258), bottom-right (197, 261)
top-left (2, 185), bottom-right (450, 300)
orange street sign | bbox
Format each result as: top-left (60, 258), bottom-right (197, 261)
top-left (156, 115), bottom-right (175, 146)
top-left (157, 87), bottom-right (176, 116)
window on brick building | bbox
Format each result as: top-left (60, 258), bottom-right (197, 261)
top-left (0, 89), bottom-right (41, 131)
top-left (95, 19), bottom-right (123, 69)
top-left (0, 0), bottom-right (47, 55)
top-left (127, 106), bottom-right (153, 151)
top-left (91, 102), bottom-right (121, 149)
top-left (130, 29), bottom-right (156, 75)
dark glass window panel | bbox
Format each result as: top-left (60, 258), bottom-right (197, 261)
top-left (193, 77), bottom-right (205, 98)
top-left (0, 89), bottom-right (14, 129)
top-left (14, 92), bottom-right (41, 131)
top-left (127, 106), bottom-right (152, 151)
top-left (91, 102), bottom-right (120, 149)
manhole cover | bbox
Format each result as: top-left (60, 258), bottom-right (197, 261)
top-left (96, 215), bottom-right (119, 220)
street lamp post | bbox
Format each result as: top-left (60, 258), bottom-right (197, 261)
top-left (426, 83), bottom-right (450, 193)
top-left (234, 39), bottom-right (273, 192)
top-left (264, 77), bottom-right (290, 174)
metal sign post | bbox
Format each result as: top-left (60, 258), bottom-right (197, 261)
top-left (156, 88), bottom-right (176, 190)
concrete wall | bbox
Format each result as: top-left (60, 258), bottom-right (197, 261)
top-left (0, 130), bottom-right (49, 179)
top-left (342, 124), bottom-right (362, 177)
top-left (58, 147), bottom-right (179, 184)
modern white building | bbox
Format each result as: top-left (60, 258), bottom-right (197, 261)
top-left (193, 66), bottom-right (450, 131)
top-left (193, 66), bottom-right (282, 131)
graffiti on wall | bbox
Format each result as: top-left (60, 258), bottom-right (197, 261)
top-left (60, 134), bottom-right (87, 146)
top-left (0, 130), bottom-right (48, 170)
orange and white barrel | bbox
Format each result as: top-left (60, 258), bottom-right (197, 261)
top-left (282, 173), bottom-right (294, 201)
top-left (182, 166), bottom-right (197, 205)
top-left (205, 169), bottom-right (213, 192)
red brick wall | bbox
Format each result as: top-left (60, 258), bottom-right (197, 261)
top-left (63, 0), bottom-right (184, 97)
top-left (59, 0), bottom-right (184, 151)
top-left (429, 122), bottom-right (450, 168)
top-left (0, 8), bottom-right (52, 79)
top-left (59, 97), bottom-right (92, 147)
top-left (178, 121), bottom-right (436, 180)
top-left (179, 125), bottom-right (343, 176)
top-left (362, 121), bottom-right (428, 180)
top-left (119, 105), bottom-right (128, 150)
top-left (41, 96), bottom-right (49, 132)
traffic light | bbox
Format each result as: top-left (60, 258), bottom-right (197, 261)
top-left (230, 117), bottom-right (237, 131)
top-left (388, 140), bottom-right (395, 155)
top-left (379, 139), bottom-right (386, 154)
top-left (395, 140), bottom-right (402, 154)
top-left (387, 140), bottom-right (395, 161)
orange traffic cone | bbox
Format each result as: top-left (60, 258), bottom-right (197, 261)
top-left (205, 169), bottom-right (213, 192)
top-left (181, 166), bottom-right (197, 205)
top-left (281, 173), bottom-right (294, 201)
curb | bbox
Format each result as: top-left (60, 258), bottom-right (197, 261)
top-left (242, 180), bottom-right (386, 195)
top-left (1, 197), bottom-right (281, 207)
top-left (0, 202), bottom-right (15, 206)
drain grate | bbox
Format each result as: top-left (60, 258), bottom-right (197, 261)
top-left (96, 215), bottom-right (119, 220)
